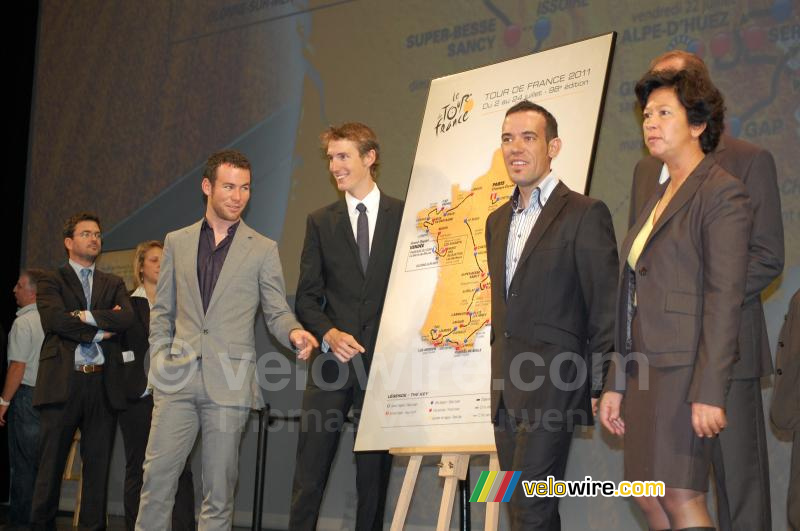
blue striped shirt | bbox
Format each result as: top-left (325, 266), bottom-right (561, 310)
top-left (505, 172), bottom-right (559, 294)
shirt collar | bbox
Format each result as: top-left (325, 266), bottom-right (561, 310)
top-left (16, 303), bottom-right (37, 317)
top-left (511, 171), bottom-right (559, 213)
top-left (658, 164), bottom-right (670, 184)
top-left (345, 183), bottom-right (381, 215)
top-left (201, 218), bottom-right (240, 237)
top-left (68, 259), bottom-right (95, 278)
top-left (131, 285), bottom-right (147, 299)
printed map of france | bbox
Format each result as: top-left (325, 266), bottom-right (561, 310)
top-left (412, 149), bottom-right (515, 351)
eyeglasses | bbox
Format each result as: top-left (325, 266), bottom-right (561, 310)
top-left (76, 231), bottom-right (102, 240)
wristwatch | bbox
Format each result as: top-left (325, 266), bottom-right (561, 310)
top-left (0, 396), bottom-right (10, 406)
top-left (71, 310), bottom-right (82, 319)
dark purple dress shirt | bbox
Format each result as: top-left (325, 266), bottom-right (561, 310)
top-left (197, 219), bottom-right (239, 313)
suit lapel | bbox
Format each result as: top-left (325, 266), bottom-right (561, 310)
top-left (490, 202), bottom-right (512, 298)
top-left (90, 270), bottom-right (105, 309)
top-left (642, 155), bottom-right (713, 252)
top-left (335, 201), bottom-right (364, 278)
top-left (60, 265), bottom-right (88, 309)
top-left (183, 221), bottom-right (204, 315)
top-left (205, 220), bottom-right (254, 315)
top-left (364, 193), bottom-right (394, 283)
top-left (513, 182), bottom-right (569, 275)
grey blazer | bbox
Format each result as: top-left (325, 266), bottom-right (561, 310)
top-left (149, 219), bottom-right (301, 409)
top-left (629, 134), bottom-right (783, 379)
top-left (609, 156), bottom-right (752, 408)
top-left (772, 289), bottom-right (800, 431)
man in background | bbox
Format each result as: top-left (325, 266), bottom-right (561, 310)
top-left (0, 269), bottom-right (46, 528)
top-left (31, 212), bottom-right (134, 530)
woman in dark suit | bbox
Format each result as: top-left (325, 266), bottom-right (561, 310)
top-left (118, 240), bottom-right (195, 530)
top-left (599, 70), bottom-right (752, 530)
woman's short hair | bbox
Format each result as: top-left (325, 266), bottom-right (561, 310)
top-left (634, 68), bottom-right (726, 154)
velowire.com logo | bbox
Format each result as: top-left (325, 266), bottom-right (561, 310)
top-left (469, 471), bottom-right (521, 502)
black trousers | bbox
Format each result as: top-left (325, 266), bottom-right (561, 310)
top-left (494, 404), bottom-right (573, 531)
top-left (289, 383), bottom-right (393, 531)
top-left (117, 394), bottom-right (195, 531)
top-left (30, 372), bottom-right (116, 531)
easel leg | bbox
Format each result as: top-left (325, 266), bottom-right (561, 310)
top-left (485, 453), bottom-right (500, 531)
top-left (436, 454), bottom-right (470, 531)
top-left (390, 455), bottom-right (423, 531)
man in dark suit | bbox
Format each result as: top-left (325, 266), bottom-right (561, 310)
top-left (629, 50), bottom-right (784, 531)
top-left (485, 101), bottom-right (617, 530)
top-left (772, 288), bottom-right (800, 531)
top-left (289, 122), bottom-right (403, 531)
top-left (30, 212), bottom-right (134, 530)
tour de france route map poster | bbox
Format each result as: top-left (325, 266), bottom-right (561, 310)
top-left (356, 33), bottom-right (615, 451)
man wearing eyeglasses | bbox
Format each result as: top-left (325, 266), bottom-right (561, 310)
top-left (29, 211), bottom-right (134, 530)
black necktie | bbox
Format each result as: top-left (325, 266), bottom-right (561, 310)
top-left (356, 203), bottom-right (369, 273)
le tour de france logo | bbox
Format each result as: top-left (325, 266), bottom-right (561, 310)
top-left (435, 91), bottom-right (474, 137)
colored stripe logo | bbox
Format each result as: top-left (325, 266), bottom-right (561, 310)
top-left (469, 471), bottom-right (521, 502)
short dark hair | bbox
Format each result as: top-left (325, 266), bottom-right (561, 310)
top-left (203, 150), bottom-right (252, 185)
top-left (62, 212), bottom-right (101, 240)
top-left (504, 101), bottom-right (559, 142)
top-left (21, 268), bottom-right (47, 290)
top-left (635, 69), bottom-right (726, 154)
top-left (320, 122), bottom-right (381, 177)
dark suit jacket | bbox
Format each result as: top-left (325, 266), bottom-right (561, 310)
top-left (629, 134), bottom-right (783, 379)
top-left (610, 156), bottom-right (752, 408)
top-left (295, 192), bottom-right (404, 389)
top-left (772, 289), bottom-right (800, 432)
top-left (120, 294), bottom-right (150, 400)
top-left (34, 264), bottom-right (134, 410)
top-left (485, 181), bottom-right (618, 425)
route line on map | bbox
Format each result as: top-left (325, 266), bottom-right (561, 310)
top-left (464, 320), bottom-right (490, 343)
top-left (463, 218), bottom-right (486, 274)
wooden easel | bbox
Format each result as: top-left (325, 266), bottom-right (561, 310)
top-left (388, 445), bottom-right (500, 531)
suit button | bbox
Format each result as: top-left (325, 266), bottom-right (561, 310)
top-left (203, 329), bottom-right (209, 335)
top-left (778, 340), bottom-right (784, 348)
top-left (639, 267), bottom-right (647, 277)
top-left (504, 331), bottom-right (511, 338)
top-left (510, 292), bottom-right (518, 297)
top-left (776, 368), bottom-right (783, 375)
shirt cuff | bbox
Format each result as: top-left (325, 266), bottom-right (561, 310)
top-left (92, 330), bottom-right (105, 343)
top-left (321, 339), bottom-right (330, 353)
top-left (84, 311), bottom-right (97, 326)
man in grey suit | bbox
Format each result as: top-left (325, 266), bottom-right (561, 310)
top-left (135, 150), bottom-right (317, 530)
top-left (629, 51), bottom-right (784, 531)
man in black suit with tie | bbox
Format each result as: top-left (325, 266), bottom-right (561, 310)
top-left (30, 212), bottom-right (134, 530)
top-left (485, 102), bottom-right (617, 530)
top-left (289, 122), bottom-right (403, 530)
